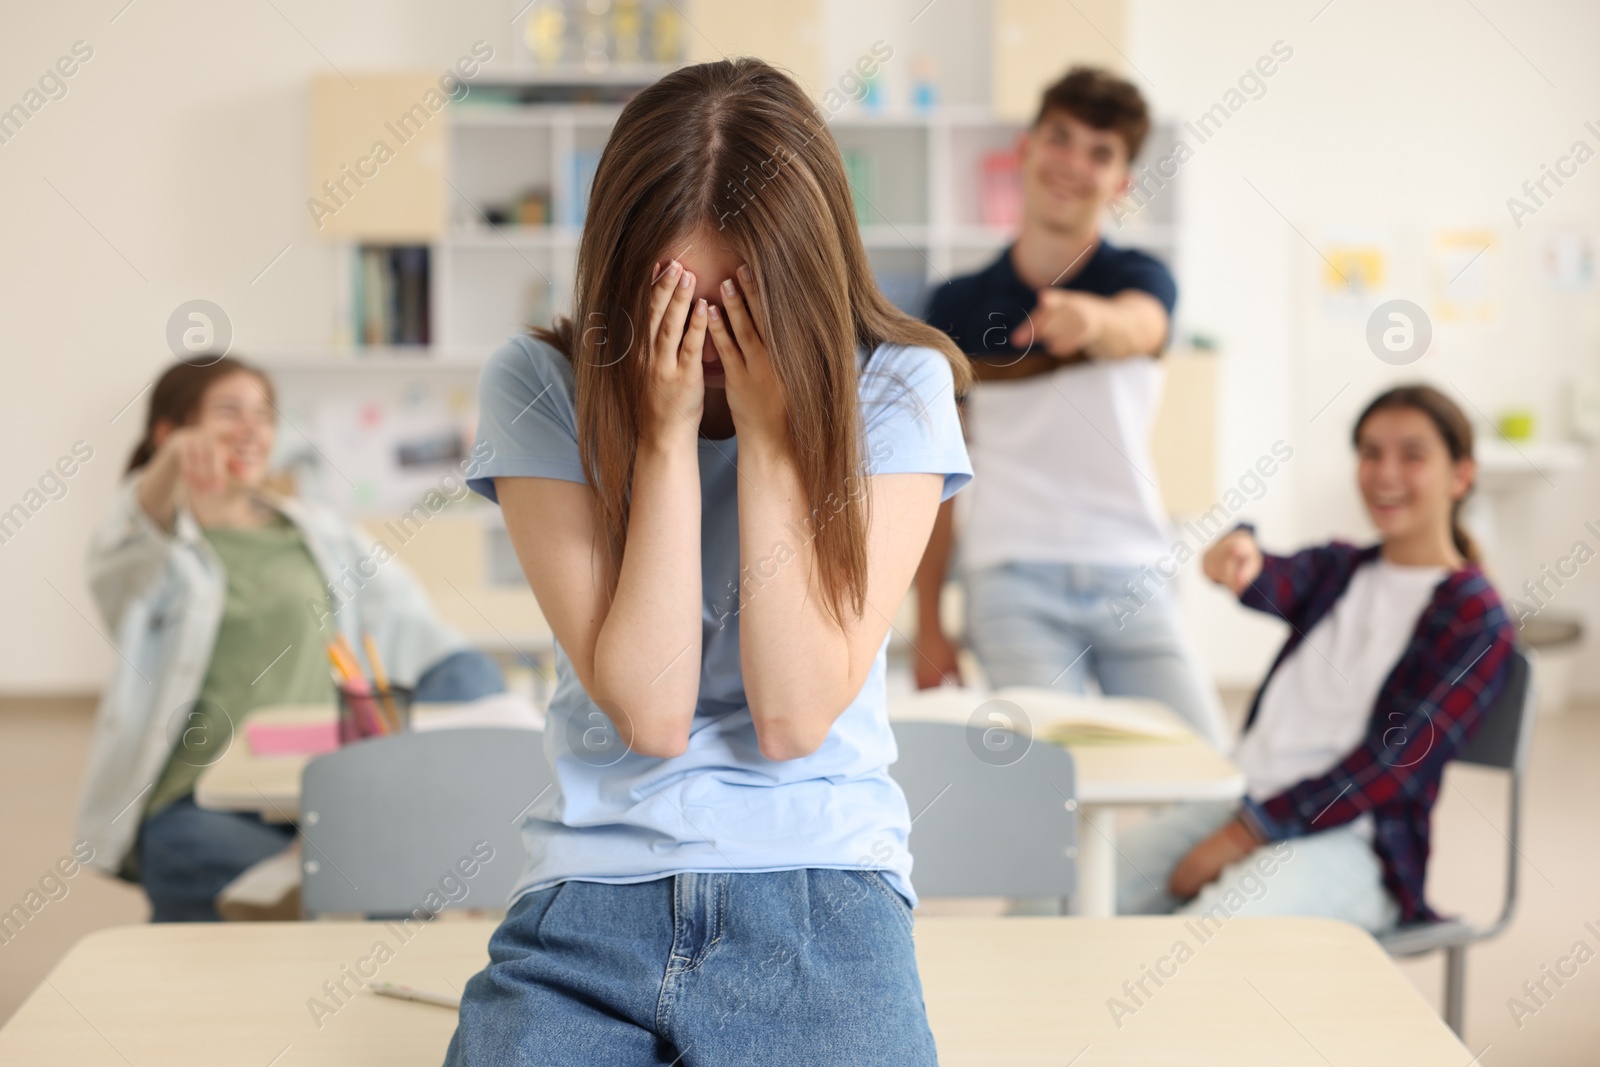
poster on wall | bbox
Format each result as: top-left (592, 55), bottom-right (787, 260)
top-left (1536, 228), bottom-right (1596, 292)
top-left (1320, 227), bottom-right (1394, 319)
top-left (1431, 229), bottom-right (1500, 322)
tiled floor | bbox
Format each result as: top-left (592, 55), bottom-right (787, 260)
top-left (2, 691), bottom-right (1597, 1062)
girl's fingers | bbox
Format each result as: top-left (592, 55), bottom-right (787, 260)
top-left (646, 260), bottom-right (684, 351)
top-left (735, 265), bottom-right (770, 352)
top-left (679, 298), bottom-right (709, 366)
top-left (705, 303), bottom-right (743, 370)
top-left (717, 274), bottom-right (763, 363)
top-left (656, 268), bottom-right (696, 365)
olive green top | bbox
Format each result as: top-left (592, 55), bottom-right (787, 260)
top-left (143, 512), bottom-right (335, 821)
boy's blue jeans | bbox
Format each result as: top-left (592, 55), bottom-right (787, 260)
top-left (963, 561), bottom-right (1231, 752)
top-left (443, 869), bottom-right (940, 1066)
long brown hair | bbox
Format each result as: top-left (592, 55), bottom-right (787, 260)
top-left (531, 56), bottom-right (973, 626)
top-left (1352, 384), bottom-right (1479, 563)
top-left (125, 357), bottom-right (276, 473)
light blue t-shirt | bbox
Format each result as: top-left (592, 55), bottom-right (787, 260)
top-left (467, 333), bottom-right (972, 908)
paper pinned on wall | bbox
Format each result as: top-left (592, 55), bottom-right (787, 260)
top-left (1432, 229), bottom-right (1499, 321)
top-left (1320, 227), bottom-right (1394, 319)
top-left (1537, 228), bottom-right (1596, 292)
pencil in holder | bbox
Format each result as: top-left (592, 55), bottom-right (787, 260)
top-left (337, 684), bottom-right (413, 744)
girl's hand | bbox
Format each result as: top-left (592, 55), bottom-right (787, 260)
top-left (1203, 528), bottom-right (1262, 595)
top-left (166, 423), bottom-right (236, 497)
top-left (640, 259), bottom-right (708, 450)
top-left (1168, 817), bottom-right (1259, 899)
top-left (706, 265), bottom-right (789, 452)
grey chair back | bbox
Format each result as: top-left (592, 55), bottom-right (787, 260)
top-left (1456, 646), bottom-right (1533, 771)
top-left (888, 721), bottom-right (1077, 902)
top-left (1378, 644), bottom-right (1535, 1038)
top-left (300, 727), bottom-right (551, 917)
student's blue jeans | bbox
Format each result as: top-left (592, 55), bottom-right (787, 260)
top-left (963, 561), bottom-right (1230, 752)
top-left (136, 649), bottom-right (505, 922)
top-left (1116, 800), bottom-right (1400, 933)
top-left (443, 869), bottom-right (940, 1066)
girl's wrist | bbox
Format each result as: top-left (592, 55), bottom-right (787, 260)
top-left (736, 432), bottom-right (794, 474)
top-left (639, 425), bottom-right (699, 459)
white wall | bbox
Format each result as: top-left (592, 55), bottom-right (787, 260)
top-left (5, 0), bottom-right (1599, 695)
top-left (1130, 0), bottom-right (1600, 694)
top-left (0, 2), bottom-right (512, 692)
top-left (0, 1), bottom-right (995, 694)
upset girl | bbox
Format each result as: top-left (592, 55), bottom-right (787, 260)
top-left (78, 357), bottom-right (503, 920)
top-left (1117, 384), bottom-right (1515, 931)
top-left (446, 58), bottom-right (973, 1065)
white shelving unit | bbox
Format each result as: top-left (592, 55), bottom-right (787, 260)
top-left (286, 83), bottom-right (1182, 368)
top-left (265, 86), bottom-right (1184, 518)
top-left (428, 99), bottom-right (1181, 357)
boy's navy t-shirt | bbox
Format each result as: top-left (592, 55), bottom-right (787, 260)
top-left (922, 238), bottom-right (1181, 572)
top-left (923, 239), bottom-right (1176, 358)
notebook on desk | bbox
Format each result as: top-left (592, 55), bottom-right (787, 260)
top-left (888, 685), bottom-right (1191, 745)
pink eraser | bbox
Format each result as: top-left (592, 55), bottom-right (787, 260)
top-left (246, 719), bottom-right (340, 756)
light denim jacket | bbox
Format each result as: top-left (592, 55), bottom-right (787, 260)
top-left (76, 476), bottom-right (469, 875)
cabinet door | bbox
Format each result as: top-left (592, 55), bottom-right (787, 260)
top-left (309, 74), bottom-right (449, 241)
top-left (685, 0), bottom-right (823, 97)
top-left (992, 0), bottom-right (1128, 123)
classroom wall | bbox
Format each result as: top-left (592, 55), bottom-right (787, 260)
top-left (5, 1), bottom-right (1598, 697)
top-left (1130, 0), bottom-right (1600, 694)
top-left (0, 2), bottom-right (514, 693)
top-left (0, 1), bottom-right (992, 695)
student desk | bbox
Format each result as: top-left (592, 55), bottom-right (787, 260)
top-left (194, 706), bottom-right (332, 822)
top-left (206, 699), bottom-right (1241, 916)
top-left (888, 689), bottom-right (1245, 918)
top-left (0, 917), bottom-right (1468, 1065)
top-left (194, 702), bottom-right (541, 822)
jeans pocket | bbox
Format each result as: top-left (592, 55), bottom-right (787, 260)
top-left (847, 869), bottom-right (915, 934)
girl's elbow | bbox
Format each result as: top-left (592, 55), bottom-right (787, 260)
top-left (750, 701), bottom-right (835, 762)
top-left (586, 684), bottom-right (694, 760)
top-left (628, 729), bottom-right (691, 760)
top-left (756, 729), bottom-right (824, 762)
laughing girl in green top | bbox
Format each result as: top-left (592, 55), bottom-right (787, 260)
top-left (79, 357), bottom-right (504, 920)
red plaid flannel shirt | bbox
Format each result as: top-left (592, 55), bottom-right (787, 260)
top-left (1232, 539), bottom-right (1515, 925)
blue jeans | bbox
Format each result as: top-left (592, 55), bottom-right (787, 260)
top-left (963, 561), bottom-right (1230, 751)
top-left (444, 870), bottom-right (940, 1066)
top-left (413, 648), bottom-right (506, 703)
top-left (1116, 800), bottom-right (1401, 933)
top-left (136, 796), bottom-right (297, 922)
top-left (136, 649), bottom-right (504, 922)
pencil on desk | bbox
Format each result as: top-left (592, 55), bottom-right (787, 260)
top-left (372, 981), bottom-right (460, 1010)
top-left (362, 632), bottom-right (403, 733)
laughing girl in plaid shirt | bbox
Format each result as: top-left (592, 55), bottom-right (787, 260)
top-left (1117, 385), bottom-right (1515, 931)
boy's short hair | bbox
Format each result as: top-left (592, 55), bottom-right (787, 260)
top-left (1033, 66), bottom-right (1150, 164)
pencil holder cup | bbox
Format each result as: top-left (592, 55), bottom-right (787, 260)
top-left (337, 684), bottom-right (413, 744)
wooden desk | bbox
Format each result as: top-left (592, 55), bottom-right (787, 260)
top-left (194, 706), bottom-right (331, 822)
top-left (0, 918), bottom-right (1468, 1065)
top-left (194, 702), bottom-right (541, 822)
top-left (889, 687), bottom-right (1245, 917)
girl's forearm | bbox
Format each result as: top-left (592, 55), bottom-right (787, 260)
top-left (736, 440), bottom-right (854, 760)
top-left (592, 438), bottom-right (703, 756)
top-left (135, 449), bottom-right (182, 532)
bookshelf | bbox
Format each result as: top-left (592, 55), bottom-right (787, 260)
top-left (278, 81), bottom-right (1184, 513)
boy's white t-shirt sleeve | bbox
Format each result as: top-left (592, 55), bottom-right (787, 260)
top-left (859, 344), bottom-right (973, 502)
top-left (467, 336), bottom-right (589, 503)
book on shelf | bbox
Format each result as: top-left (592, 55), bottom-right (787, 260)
top-left (354, 245), bottom-right (431, 348)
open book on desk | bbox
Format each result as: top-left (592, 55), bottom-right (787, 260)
top-left (887, 685), bottom-right (1192, 745)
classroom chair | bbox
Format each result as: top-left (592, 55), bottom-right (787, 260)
top-left (299, 727), bottom-right (551, 918)
top-left (1378, 645), bottom-right (1536, 1038)
top-left (888, 721), bottom-right (1078, 911)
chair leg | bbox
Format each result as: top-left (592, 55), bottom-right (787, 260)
top-left (1442, 945), bottom-right (1467, 1037)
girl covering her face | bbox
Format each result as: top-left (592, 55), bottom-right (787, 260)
top-left (445, 57), bottom-right (974, 1066)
